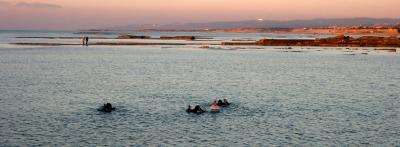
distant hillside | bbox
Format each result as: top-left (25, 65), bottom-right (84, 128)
top-left (109, 18), bottom-right (400, 30)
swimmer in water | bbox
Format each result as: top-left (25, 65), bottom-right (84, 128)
top-left (98, 103), bottom-right (115, 112)
top-left (223, 99), bottom-right (230, 106)
top-left (217, 100), bottom-right (224, 106)
top-left (186, 105), bottom-right (205, 114)
top-left (193, 105), bottom-right (205, 113)
top-left (186, 105), bottom-right (192, 113)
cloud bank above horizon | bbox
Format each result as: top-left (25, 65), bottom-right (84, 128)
top-left (0, 0), bottom-right (399, 30)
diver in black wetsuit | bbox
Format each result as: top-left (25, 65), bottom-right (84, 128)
top-left (186, 105), bottom-right (192, 113)
top-left (186, 105), bottom-right (205, 114)
top-left (223, 99), bottom-right (230, 106)
top-left (216, 99), bottom-right (230, 106)
top-left (193, 105), bottom-right (205, 113)
top-left (217, 100), bottom-right (224, 106)
top-left (99, 103), bottom-right (115, 112)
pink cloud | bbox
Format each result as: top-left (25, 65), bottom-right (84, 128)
top-left (15, 2), bottom-right (62, 9)
top-left (0, 1), bottom-right (11, 5)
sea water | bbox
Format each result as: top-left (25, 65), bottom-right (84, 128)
top-left (0, 31), bottom-right (399, 146)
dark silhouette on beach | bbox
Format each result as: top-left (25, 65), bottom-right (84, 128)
top-left (82, 36), bottom-right (86, 45)
top-left (82, 36), bottom-right (89, 46)
top-left (85, 37), bottom-right (89, 45)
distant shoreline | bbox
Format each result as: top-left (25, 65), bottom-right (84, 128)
top-left (133, 28), bottom-right (400, 35)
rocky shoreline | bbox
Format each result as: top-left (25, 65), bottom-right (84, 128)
top-left (222, 35), bottom-right (400, 48)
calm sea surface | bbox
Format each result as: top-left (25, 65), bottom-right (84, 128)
top-left (0, 31), bottom-right (399, 146)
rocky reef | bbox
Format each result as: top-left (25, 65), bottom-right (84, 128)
top-left (159, 36), bottom-right (196, 40)
top-left (117, 35), bottom-right (151, 39)
top-left (222, 35), bottom-right (400, 48)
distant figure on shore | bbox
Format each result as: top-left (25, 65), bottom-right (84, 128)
top-left (82, 36), bottom-right (86, 45)
top-left (82, 36), bottom-right (89, 46)
top-left (186, 105), bottom-right (205, 114)
top-left (85, 37), bottom-right (89, 46)
top-left (98, 103), bottom-right (115, 112)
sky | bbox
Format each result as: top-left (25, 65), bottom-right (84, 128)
top-left (0, 0), bottom-right (399, 30)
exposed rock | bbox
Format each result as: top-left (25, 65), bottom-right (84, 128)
top-left (221, 42), bottom-right (257, 46)
top-left (222, 35), bottom-right (400, 49)
top-left (160, 36), bottom-right (196, 40)
top-left (117, 35), bottom-right (151, 39)
top-left (266, 36), bottom-right (398, 47)
top-left (374, 48), bottom-right (397, 52)
top-left (199, 45), bottom-right (210, 49)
